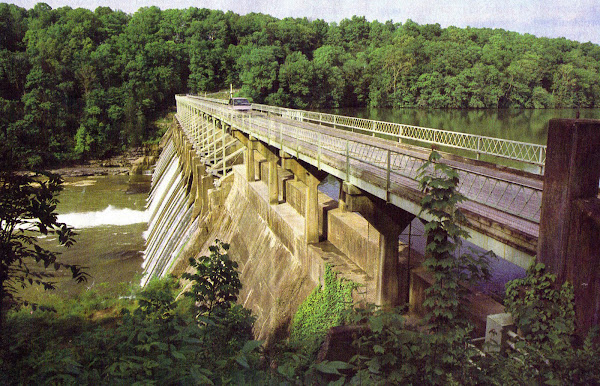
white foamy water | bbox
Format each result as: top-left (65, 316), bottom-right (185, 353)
top-left (58, 206), bottom-right (150, 229)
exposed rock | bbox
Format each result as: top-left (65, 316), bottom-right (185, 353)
top-left (48, 146), bottom-right (159, 177)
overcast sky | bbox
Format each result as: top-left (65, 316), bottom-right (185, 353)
top-left (8, 0), bottom-right (600, 44)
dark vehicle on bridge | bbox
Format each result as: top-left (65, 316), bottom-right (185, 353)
top-left (228, 97), bottom-right (252, 111)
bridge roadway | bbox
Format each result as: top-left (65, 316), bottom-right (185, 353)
top-left (176, 95), bottom-right (543, 268)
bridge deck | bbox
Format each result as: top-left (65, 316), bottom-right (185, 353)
top-left (249, 112), bottom-right (539, 237)
top-left (176, 96), bottom-right (541, 265)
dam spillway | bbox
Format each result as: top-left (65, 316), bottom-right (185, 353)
top-left (142, 138), bottom-right (198, 287)
top-left (140, 95), bottom-right (600, 342)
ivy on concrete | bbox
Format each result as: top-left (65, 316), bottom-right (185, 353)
top-left (290, 265), bottom-right (358, 348)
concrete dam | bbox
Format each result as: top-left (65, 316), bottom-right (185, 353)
top-left (142, 95), bottom-right (600, 340)
top-left (142, 119), bottom-right (380, 344)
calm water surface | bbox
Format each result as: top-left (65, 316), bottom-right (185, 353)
top-left (326, 108), bottom-right (600, 144)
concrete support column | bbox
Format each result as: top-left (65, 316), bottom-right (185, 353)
top-left (246, 138), bottom-right (256, 182)
top-left (376, 221), bottom-right (402, 308)
top-left (566, 199), bottom-right (600, 334)
top-left (268, 153), bottom-right (279, 205)
top-left (188, 155), bottom-right (198, 206)
top-left (192, 161), bottom-right (204, 219)
top-left (201, 173), bottom-right (214, 215)
top-left (339, 181), bottom-right (363, 213)
top-left (338, 182), bottom-right (348, 212)
top-left (342, 182), bottom-right (414, 307)
top-left (279, 151), bottom-right (294, 176)
top-left (184, 142), bottom-right (193, 184)
top-left (538, 119), bottom-right (600, 335)
top-left (305, 173), bottom-right (320, 244)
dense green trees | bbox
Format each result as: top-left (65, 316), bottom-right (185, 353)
top-left (1, 2), bottom-right (600, 167)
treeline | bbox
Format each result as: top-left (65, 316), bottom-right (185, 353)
top-left (2, 3), bottom-right (600, 166)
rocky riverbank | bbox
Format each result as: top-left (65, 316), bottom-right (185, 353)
top-left (48, 147), bottom-right (155, 177)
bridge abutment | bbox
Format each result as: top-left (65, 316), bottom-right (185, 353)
top-left (538, 119), bottom-right (600, 335)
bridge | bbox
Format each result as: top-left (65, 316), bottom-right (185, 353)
top-left (146, 95), bottom-right (599, 336)
top-left (176, 95), bottom-right (543, 263)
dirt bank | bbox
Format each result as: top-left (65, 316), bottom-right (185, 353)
top-left (48, 148), bottom-right (147, 177)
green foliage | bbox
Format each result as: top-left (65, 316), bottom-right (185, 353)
top-left (481, 269), bottom-right (600, 385)
top-left (3, 5), bottom-right (600, 166)
top-left (505, 263), bottom-right (575, 344)
top-left (181, 239), bottom-right (242, 319)
top-left (340, 306), bottom-right (489, 385)
top-left (290, 265), bottom-right (358, 350)
top-left (417, 151), bottom-right (493, 332)
top-left (0, 169), bottom-right (88, 327)
top-left (288, 153), bottom-right (598, 384)
top-left (0, 276), bottom-right (265, 384)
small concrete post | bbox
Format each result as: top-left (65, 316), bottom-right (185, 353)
top-left (246, 138), bottom-right (256, 182)
top-left (484, 313), bottom-right (515, 353)
top-left (305, 173), bottom-right (320, 244)
top-left (268, 153), bottom-right (279, 205)
top-left (538, 119), bottom-right (600, 335)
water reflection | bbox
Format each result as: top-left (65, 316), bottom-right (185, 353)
top-left (325, 108), bottom-right (600, 145)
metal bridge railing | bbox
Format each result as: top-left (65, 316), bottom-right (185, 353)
top-left (251, 103), bottom-right (547, 173)
top-left (177, 96), bottom-right (542, 223)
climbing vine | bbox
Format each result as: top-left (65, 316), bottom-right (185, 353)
top-left (417, 151), bottom-right (493, 332)
top-left (290, 265), bottom-right (358, 348)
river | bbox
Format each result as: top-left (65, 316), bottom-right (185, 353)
top-left (23, 174), bottom-right (151, 304)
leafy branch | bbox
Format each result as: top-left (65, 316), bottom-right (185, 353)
top-left (0, 170), bottom-right (89, 326)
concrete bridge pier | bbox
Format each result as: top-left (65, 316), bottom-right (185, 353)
top-left (277, 151), bottom-right (324, 244)
top-left (235, 131), bottom-right (281, 206)
top-left (169, 122), bottom-right (221, 223)
top-left (200, 172), bottom-right (214, 216)
top-left (191, 161), bottom-right (203, 219)
top-left (268, 152), bottom-right (279, 205)
top-left (538, 119), bottom-right (600, 335)
top-left (339, 182), bottom-right (415, 308)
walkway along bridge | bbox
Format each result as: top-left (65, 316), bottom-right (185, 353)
top-left (171, 95), bottom-right (600, 333)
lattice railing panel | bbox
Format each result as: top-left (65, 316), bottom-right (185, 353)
top-left (253, 103), bottom-right (546, 169)
top-left (179, 96), bottom-right (543, 223)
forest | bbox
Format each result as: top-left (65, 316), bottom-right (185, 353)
top-left (1, 3), bottom-right (600, 166)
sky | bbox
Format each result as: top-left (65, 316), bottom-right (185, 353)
top-left (8, 0), bottom-right (600, 44)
